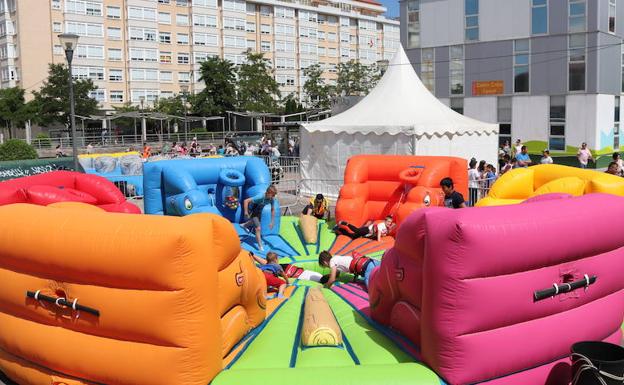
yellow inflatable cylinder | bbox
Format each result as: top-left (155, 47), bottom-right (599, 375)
top-left (299, 214), bottom-right (318, 244)
top-left (301, 287), bottom-right (342, 346)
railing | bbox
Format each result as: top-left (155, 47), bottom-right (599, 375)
top-left (467, 178), bottom-right (496, 206)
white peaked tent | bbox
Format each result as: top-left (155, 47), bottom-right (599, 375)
top-left (299, 45), bottom-right (499, 195)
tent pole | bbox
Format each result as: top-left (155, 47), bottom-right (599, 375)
top-left (411, 130), bottom-right (416, 155)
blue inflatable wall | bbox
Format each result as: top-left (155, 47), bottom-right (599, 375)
top-left (143, 157), bottom-right (281, 235)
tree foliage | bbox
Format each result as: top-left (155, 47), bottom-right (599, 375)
top-left (193, 57), bottom-right (237, 116)
top-left (236, 50), bottom-right (281, 113)
top-left (303, 64), bottom-right (334, 110)
top-left (31, 64), bottom-right (98, 127)
top-left (155, 95), bottom-right (185, 117)
top-left (336, 60), bottom-right (380, 97)
top-left (0, 87), bottom-right (34, 138)
top-left (0, 139), bottom-right (38, 161)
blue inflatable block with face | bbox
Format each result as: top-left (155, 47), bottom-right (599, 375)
top-left (166, 189), bottom-right (218, 216)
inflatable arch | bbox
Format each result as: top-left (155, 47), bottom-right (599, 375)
top-left (0, 203), bottom-right (266, 385)
top-left (369, 193), bottom-right (624, 385)
top-left (0, 171), bottom-right (140, 213)
top-left (477, 164), bottom-right (624, 206)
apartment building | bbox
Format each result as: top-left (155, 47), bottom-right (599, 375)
top-left (401, 0), bottom-right (624, 155)
top-left (0, 0), bottom-right (399, 110)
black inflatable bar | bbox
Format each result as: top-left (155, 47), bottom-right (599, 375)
top-left (26, 291), bottom-right (100, 316)
top-left (534, 275), bottom-right (597, 302)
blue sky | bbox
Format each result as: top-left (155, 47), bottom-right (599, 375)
top-left (380, 0), bottom-right (399, 18)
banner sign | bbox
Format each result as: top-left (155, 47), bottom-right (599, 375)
top-left (472, 80), bottom-right (504, 96)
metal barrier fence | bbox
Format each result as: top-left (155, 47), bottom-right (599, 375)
top-left (467, 178), bottom-right (496, 206)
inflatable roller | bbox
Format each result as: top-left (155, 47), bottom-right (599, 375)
top-left (299, 214), bottom-right (318, 244)
top-left (301, 287), bottom-right (342, 346)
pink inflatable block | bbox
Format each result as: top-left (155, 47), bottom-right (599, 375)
top-left (369, 193), bottom-right (624, 385)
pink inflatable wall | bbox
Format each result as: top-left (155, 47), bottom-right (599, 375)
top-left (369, 194), bottom-right (624, 385)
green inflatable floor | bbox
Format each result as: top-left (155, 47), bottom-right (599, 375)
top-left (213, 284), bottom-right (440, 385)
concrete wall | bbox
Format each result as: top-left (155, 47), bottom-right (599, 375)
top-left (511, 95), bottom-right (549, 145)
top-left (465, 40), bottom-right (513, 96)
top-left (530, 35), bottom-right (568, 95)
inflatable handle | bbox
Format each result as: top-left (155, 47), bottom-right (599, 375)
top-left (219, 169), bottom-right (246, 187)
top-left (533, 275), bottom-right (596, 302)
top-left (26, 291), bottom-right (100, 316)
top-left (399, 167), bottom-right (424, 185)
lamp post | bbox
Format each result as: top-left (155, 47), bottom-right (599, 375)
top-left (139, 96), bottom-right (146, 143)
top-left (58, 33), bottom-right (80, 171)
top-left (376, 59), bottom-right (390, 76)
top-left (180, 84), bottom-right (189, 142)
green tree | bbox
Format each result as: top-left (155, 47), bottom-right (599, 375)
top-left (0, 87), bottom-right (34, 139)
top-left (193, 57), bottom-right (237, 116)
top-left (336, 60), bottom-right (379, 97)
top-left (281, 93), bottom-right (304, 119)
top-left (111, 103), bottom-right (139, 136)
top-left (236, 50), bottom-right (280, 113)
top-left (0, 139), bottom-right (37, 161)
top-left (31, 63), bottom-right (98, 127)
top-left (155, 95), bottom-right (185, 117)
top-left (303, 64), bottom-right (334, 110)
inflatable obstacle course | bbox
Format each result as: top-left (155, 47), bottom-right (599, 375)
top-left (299, 214), bottom-right (318, 244)
top-left (301, 287), bottom-right (342, 347)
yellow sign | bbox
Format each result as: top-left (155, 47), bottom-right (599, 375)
top-left (472, 80), bottom-right (504, 96)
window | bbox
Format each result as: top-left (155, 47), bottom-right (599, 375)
top-left (421, 48), bottom-right (434, 93)
top-left (109, 69), bottom-right (123, 82)
top-left (340, 47), bottom-right (349, 58)
top-left (340, 32), bottom-right (349, 42)
top-left (194, 14), bottom-right (217, 27)
top-left (224, 17), bottom-right (246, 30)
top-left (110, 91), bottom-right (124, 103)
top-left (359, 20), bottom-right (376, 31)
top-left (616, 96), bottom-right (621, 150)
top-left (177, 33), bottom-right (189, 44)
top-left (276, 24), bottom-right (295, 36)
top-left (407, 0), bottom-right (420, 48)
top-left (107, 6), bottom-right (121, 19)
top-left (609, 0), bottom-right (616, 33)
top-left (531, 0), bottom-right (548, 35)
top-left (318, 31), bottom-right (325, 40)
top-left (261, 24), bottom-right (271, 34)
top-left (223, 0), bottom-right (246, 12)
top-left (129, 27), bottom-right (157, 41)
top-left (275, 6), bottom-right (294, 18)
top-left (497, 97), bottom-right (512, 147)
top-left (276, 74), bottom-right (295, 86)
top-left (246, 21), bottom-right (256, 32)
top-left (107, 27), bottom-right (121, 40)
top-left (177, 14), bottom-right (189, 26)
top-left (130, 69), bottom-right (159, 81)
top-left (450, 98), bottom-right (463, 114)
top-left (131, 90), bottom-right (159, 103)
top-left (261, 41), bottom-right (271, 52)
top-left (318, 47), bottom-right (326, 56)
top-left (160, 71), bottom-right (173, 82)
top-left (300, 42), bottom-right (317, 55)
top-left (568, 34), bottom-right (585, 91)
top-left (159, 12), bottom-right (171, 24)
top-left (178, 72), bottom-right (191, 83)
top-left (89, 89), bottom-right (106, 103)
top-left (66, 0), bottom-right (102, 16)
top-left (108, 48), bottom-right (122, 61)
top-left (194, 33), bottom-right (217, 46)
top-left (246, 3), bottom-right (256, 14)
top-left (160, 51), bottom-right (172, 64)
top-left (247, 39), bottom-right (256, 49)
top-left (66, 22), bottom-right (103, 37)
top-left (450, 45), bottom-right (464, 95)
top-left (299, 26), bottom-right (317, 38)
top-left (129, 48), bottom-right (158, 62)
top-left (76, 45), bottom-right (104, 59)
top-left (53, 22), bottom-right (62, 33)
top-left (514, 39), bottom-right (530, 93)
top-left (569, 0), bottom-right (586, 32)
top-left (160, 32), bottom-right (171, 44)
top-left (465, 0), bottom-right (479, 41)
top-left (339, 16), bottom-right (349, 27)
top-left (276, 40), bottom-right (295, 52)
top-left (159, 0), bottom-right (170, 3)
top-left (328, 47), bottom-right (337, 57)
top-left (224, 35), bottom-right (246, 48)
top-left (73, 66), bottom-right (105, 81)
top-left (53, 45), bottom-right (63, 55)
top-left (276, 57), bottom-right (295, 69)
top-left (549, 96), bottom-right (566, 151)
top-left (260, 5), bottom-right (272, 16)
top-left (177, 0), bottom-right (189, 6)
top-left (194, 0), bottom-right (217, 8)
top-left (128, 6), bottom-right (157, 21)
top-left (178, 52), bottom-right (190, 64)
top-left (52, 0), bottom-right (61, 10)
top-left (300, 10), bottom-right (317, 22)
top-left (621, 45), bottom-right (624, 92)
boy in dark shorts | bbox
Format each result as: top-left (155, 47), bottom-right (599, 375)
top-left (242, 185), bottom-right (277, 251)
top-left (440, 177), bottom-right (466, 209)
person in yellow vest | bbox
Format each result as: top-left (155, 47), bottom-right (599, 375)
top-left (303, 193), bottom-right (330, 220)
top-left (142, 142), bottom-right (151, 159)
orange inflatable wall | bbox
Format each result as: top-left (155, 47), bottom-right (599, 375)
top-left (0, 203), bottom-right (266, 385)
top-left (336, 155), bottom-right (468, 226)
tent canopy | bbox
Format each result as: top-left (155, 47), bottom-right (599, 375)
top-left (301, 45), bottom-right (499, 137)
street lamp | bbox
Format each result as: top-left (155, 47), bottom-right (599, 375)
top-left (139, 96), bottom-right (146, 143)
top-left (180, 84), bottom-right (189, 141)
top-left (58, 33), bottom-right (80, 171)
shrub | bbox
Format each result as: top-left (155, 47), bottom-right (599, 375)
top-left (190, 127), bottom-right (207, 134)
top-left (0, 139), bottom-right (38, 161)
top-left (35, 133), bottom-right (52, 148)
